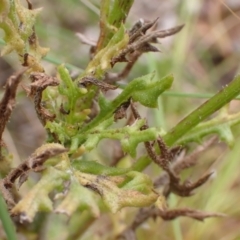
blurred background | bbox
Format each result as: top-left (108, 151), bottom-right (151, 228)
top-left (1, 0), bottom-right (240, 239)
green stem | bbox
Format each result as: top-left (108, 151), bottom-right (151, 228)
top-left (133, 75), bottom-right (240, 171)
top-left (0, 193), bottom-right (17, 240)
top-left (164, 75), bottom-right (240, 146)
top-left (163, 91), bottom-right (240, 100)
top-left (96, 0), bottom-right (134, 51)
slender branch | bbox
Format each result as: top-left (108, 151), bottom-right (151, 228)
top-left (164, 75), bottom-right (240, 146)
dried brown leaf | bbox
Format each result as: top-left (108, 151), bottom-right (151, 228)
top-left (114, 99), bottom-right (131, 121)
top-left (129, 18), bottom-right (159, 43)
top-left (158, 208), bottom-right (226, 221)
top-left (154, 137), bottom-right (217, 188)
top-left (112, 24), bottom-right (184, 66)
top-left (29, 72), bottom-right (59, 125)
top-left (167, 172), bottom-right (213, 197)
top-left (79, 76), bottom-right (117, 91)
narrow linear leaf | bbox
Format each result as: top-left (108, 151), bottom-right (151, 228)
top-left (0, 193), bottom-right (17, 240)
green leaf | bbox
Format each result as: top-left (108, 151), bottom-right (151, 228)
top-left (0, 192), bottom-right (17, 240)
top-left (120, 127), bottom-right (161, 157)
top-left (72, 160), bottom-right (130, 176)
top-left (78, 73), bottom-right (173, 136)
top-left (81, 119), bottom-right (163, 157)
top-left (131, 73), bottom-right (174, 108)
top-left (96, 0), bottom-right (134, 51)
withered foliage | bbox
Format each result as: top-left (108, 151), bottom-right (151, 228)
top-left (0, 69), bottom-right (63, 210)
top-left (115, 101), bottom-right (224, 240)
top-left (0, 69), bottom-right (26, 159)
top-left (79, 76), bottom-right (117, 91)
top-left (130, 102), bottom-right (213, 197)
top-left (28, 72), bottom-right (59, 125)
top-left (0, 144), bottom-right (66, 209)
top-left (101, 18), bottom-right (183, 83)
top-left (118, 207), bottom-right (225, 240)
top-left (114, 98), bottom-right (131, 121)
top-left (154, 137), bottom-right (217, 187)
top-left (156, 137), bottom-right (213, 197)
top-left (111, 19), bottom-right (184, 67)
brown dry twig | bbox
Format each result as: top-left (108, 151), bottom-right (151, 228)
top-left (118, 206), bottom-right (225, 240)
top-left (156, 137), bottom-right (213, 197)
top-left (0, 144), bottom-right (66, 209)
top-left (158, 208), bottom-right (225, 221)
top-left (0, 69), bottom-right (26, 158)
top-left (154, 137), bottom-right (218, 188)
